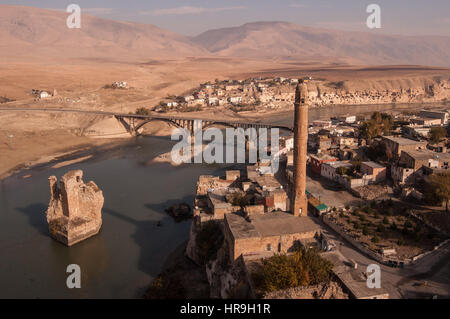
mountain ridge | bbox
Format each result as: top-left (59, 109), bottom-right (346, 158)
top-left (1, 6), bottom-right (450, 66)
top-left (192, 21), bottom-right (450, 66)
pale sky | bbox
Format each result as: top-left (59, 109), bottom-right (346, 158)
top-left (3, 0), bottom-right (450, 36)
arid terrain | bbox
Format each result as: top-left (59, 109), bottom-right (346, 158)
top-left (1, 5), bottom-right (450, 180)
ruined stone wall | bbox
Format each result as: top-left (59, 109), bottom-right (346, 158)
top-left (231, 232), bottom-right (318, 261)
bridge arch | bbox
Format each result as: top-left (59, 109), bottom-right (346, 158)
top-left (134, 118), bottom-right (183, 135)
top-left (201, 121), bottom-right (240, 131)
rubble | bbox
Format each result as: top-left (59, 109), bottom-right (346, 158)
top-left (165, 203), bottom-right (192, 222)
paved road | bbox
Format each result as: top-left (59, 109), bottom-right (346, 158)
top-left (320, 220), bottom-right (450, 299)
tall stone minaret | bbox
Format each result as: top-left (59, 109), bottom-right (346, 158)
top-left (291, 80), bottom-right (309, 217)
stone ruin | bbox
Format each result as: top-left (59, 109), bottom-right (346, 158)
top-left (46, 170), bottom-right (104, 246)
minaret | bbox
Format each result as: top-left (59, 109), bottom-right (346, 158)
top-left (291, 80), bottom-right (309, 217)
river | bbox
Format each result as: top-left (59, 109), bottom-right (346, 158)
top-left (0, 136), bottom-right (237, 298)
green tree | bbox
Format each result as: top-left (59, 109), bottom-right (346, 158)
top-left (429, 127), bottom-right (447, 143)
top-left (359, 112), bottom-right (393, 140)
top-left (424, 172), bottom-right (450, 211)
top-left (135, 107), bottom-right (151, 115)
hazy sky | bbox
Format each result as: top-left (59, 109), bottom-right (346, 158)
top-left (3, 0), bottom-right (450, 36)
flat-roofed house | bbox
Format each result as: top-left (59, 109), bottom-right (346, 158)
top-left (419, 110), bottom-right (449, 125)
top-left (381, 136), bottom-right (427, 157)
top-left (399, 150), bottom-right (450, 170)
top-left (310, 154), bottom-right (338, 175)
top-left (361, 161), bottom-right (386, 182)
top-left (321, 161), bottom-right (352, 182)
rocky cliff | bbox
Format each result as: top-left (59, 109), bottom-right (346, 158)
top-left (46, 170), bottom-right (104, 246)
top-left (306, 77), bottom-right (450, 107)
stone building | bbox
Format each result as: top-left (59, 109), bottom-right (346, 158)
top-left (419, 110), bottom-right (449, 125)
top-left (224, 212), bottom-right (321, 261)
top-left (361, 161), bottom-right (386, 183)
top-left (399, 150), bottom-right (450, 170)
top-left (381, 136), bottom-right (427, 158)
top-left (310, 154), bottom-right (338, 175)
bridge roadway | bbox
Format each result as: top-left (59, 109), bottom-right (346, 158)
top-left (0, 107), bottom-right (293, 133)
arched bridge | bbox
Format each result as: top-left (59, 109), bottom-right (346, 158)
top-left (114, 114), bottom-right (293, 136)
top-left (0, 107), bottom-right (293, 136)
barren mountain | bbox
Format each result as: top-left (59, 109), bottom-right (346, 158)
top-left (192, 21), bottom-right (450, 66)
top-left (0, 5), bottom-right (207, 61)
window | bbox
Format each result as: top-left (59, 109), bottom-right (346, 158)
top-left (267, 244), bottom-right (271, 251)
top-left (278, 243), bottom-right (281, 252)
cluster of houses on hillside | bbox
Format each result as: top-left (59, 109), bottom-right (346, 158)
top-left (294, 109), bottom-right (449, 201)
top-left (154, 77), bottom-right (313, 112)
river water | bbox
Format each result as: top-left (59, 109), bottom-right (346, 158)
top-left (0, 137), bottom-right (236, 298)
top-left (0, 102), bottom-right (446, 298)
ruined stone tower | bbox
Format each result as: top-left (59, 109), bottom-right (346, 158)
top-left (291, 80), bottom-right (309, 217)
top-left (46, 170), bottom-right (104, 246)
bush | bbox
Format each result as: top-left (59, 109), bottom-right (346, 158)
top-left (387, 208), bottom-right (394, 216)
top-left (383, 217), bottom-right (389, 225)
top-left (135, 107), bottom-right (151, 115)
top-left (353, 221), bottom-right (361, 230)
top-left (371, 236), bottom-right (380, 243)
top-left (230, 192), bottom-right (250, 207)
top-left (397, 239), bottom-right (404, 246)
top-left (362, 226), bottom-right (370, 236)
top-left (377, 224), bottom-right (385, 233)
top-left (196, 221), bottom-right (224, 264)
top-left (404, 220), bottom-right (413, 229)
top-left (390, 222), bottom-right (398, 231)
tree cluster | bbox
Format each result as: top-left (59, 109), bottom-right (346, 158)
top-left (254, 248), bottom-right (333, 293)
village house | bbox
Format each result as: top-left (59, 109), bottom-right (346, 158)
top-left (39, 91), bottom-right (51, 99)
top-left (411, 117), bottom-right (443, 126)
top-left (381, 136), bottom-right (427, 157)
top-left (399, 150), bottom-right (450, 171)
top-left (207, 96), bottom-right (219, 106)
top-left (312, 120), bottom-right (332, 128)
top-left (360, 161), bottom-right (386, 182)
top-left (321, 161), bottom-right (353, 182)
top-left (228, 96), bottom-right (243, 104)
top-left (310, 154), bottom-right (338, 175)
top-left (419, 110), bottom-right (449, 125)
top-left (402, 126), bottom-right (431, 139)
top-left (225, 84), bottom-right (241, 91)
top-left (183, 95), bottom-right (194, 102)
top-left (337, 115), bottom-right (357, 124)
top-left (334, 136), bottom-right (358, 148)
top-left (309, 133), bottom-right (332, 152)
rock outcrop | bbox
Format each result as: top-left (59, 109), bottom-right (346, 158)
top-left (46, 170), bottom-right (104, 246)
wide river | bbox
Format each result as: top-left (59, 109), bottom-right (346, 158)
top-left (0, 102), bottom-right (446, 298)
